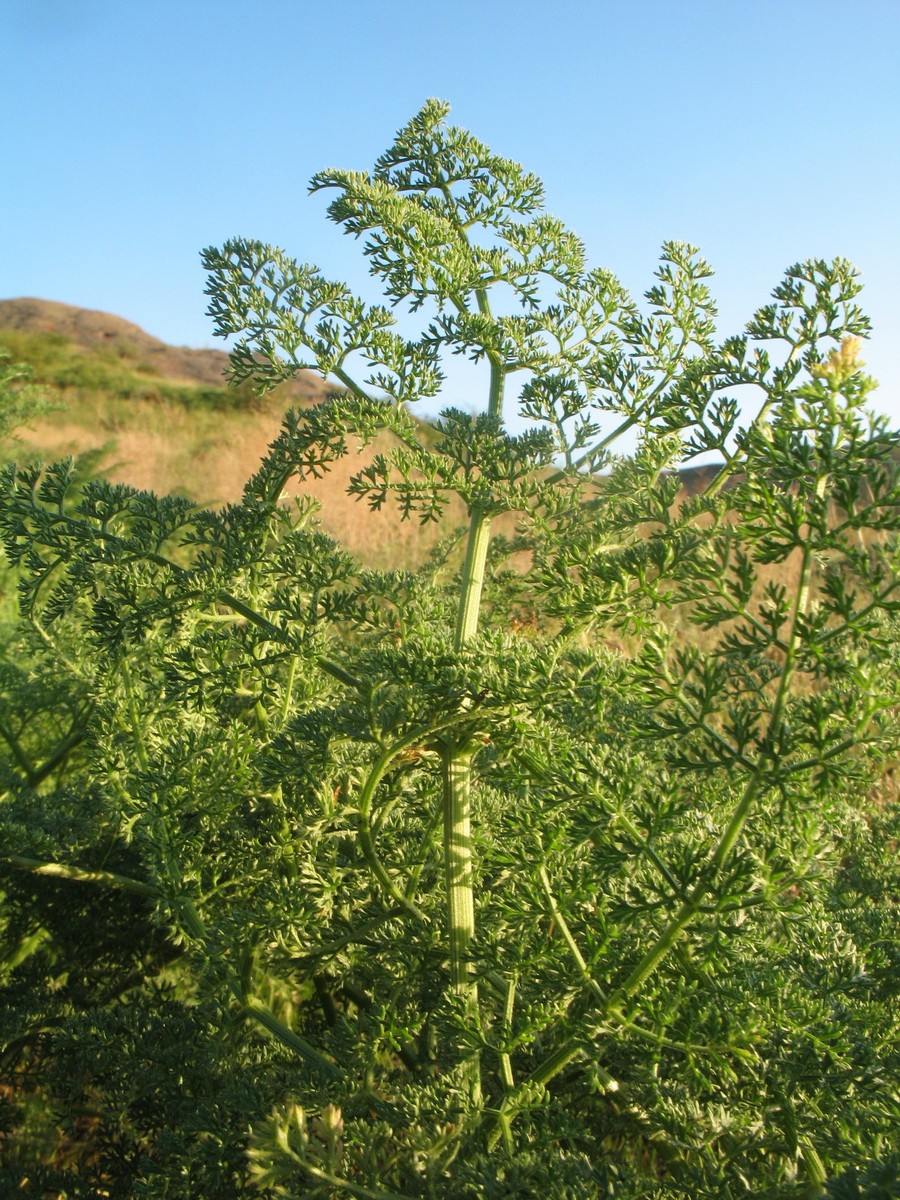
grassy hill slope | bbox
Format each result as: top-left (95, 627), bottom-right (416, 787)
top-left (0, 298), bottom-right (727, 577)
top-left (0, 299), bottom-right (474, 568)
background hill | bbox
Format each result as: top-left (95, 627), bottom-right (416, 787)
top-left (0, 299), bottom-right (475, 568)
top-left (0, 297), bottom-right (306, 391)
top-left (0, 299), bottom-right (723, 572)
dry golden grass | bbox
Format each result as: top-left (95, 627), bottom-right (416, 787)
top-left (0, 301), bottom-right (483, 569)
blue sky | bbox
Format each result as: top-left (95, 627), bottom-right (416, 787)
top-left (2, 0), bottom-right (898, 426)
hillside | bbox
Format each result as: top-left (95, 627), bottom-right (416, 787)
top-left (0, 297), bottom-right (326, 394)
top-left (0, 299), bottom-right (726, 574)
top-left (0, 299), bottom-right (473, 568)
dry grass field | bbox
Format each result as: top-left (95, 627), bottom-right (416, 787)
top-left (0, 298), bottom-right (790, 596)
top-left (0, 299), bottom-right (487, 569)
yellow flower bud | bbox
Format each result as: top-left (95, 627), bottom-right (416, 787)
top-left (809, 336), bottom-right (865, 386)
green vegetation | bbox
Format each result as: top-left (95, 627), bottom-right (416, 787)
top-left (0, 343), bottom-right (59, 437)
top-left (0, 102), bottom-right (898, 1198)
top-left (0, 326), bottom-right (271, 409)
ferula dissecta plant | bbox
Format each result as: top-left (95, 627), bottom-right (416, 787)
top-left (1, 102), bottom-right (899, 1198)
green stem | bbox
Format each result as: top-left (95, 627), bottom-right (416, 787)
top-left (178, 899), bottom-right (343, 1080)
top-left (441, 352), bottom-right (506, 1102)
top-left (453, 508), bottom-right (493, 647)
top-left (357, 715), bottom-right (475, 921)
top-left (121, 660), bottom-right (149, 772)
top-left (543, 333), bottom-right (691, 489)
top-left (538, 864), bottom-right (606, 1005)
top-left (442, 743), bottom-right (476, 994)
top-left (31, 509), bottom-right (377, 708)
top-left (3, 853), bottom-right (340, 1076)
top-left (0, 720), bottom-right (37, 783)
top-left (603, 775), bottom-right (766, 1010)
top-left (317, 657), bottom-right (369, 694)
top-left (487, 528), bottom-right (820, 1145)
top-left (282, 655), bottom-right (297, 722)
top-left (499, 974), bottom-right (517, 1090)
top-left (516, 747), bottom-right (683, 896)
top-left (290, 908), bottom-right (406, 967)
top-left (3, 853), bottom-right (158, 897)
top-left (299, 1165), bottom-right (413, 1200)
top-left (29, 615), bottom-right (87, 679)
top-left (703, 344), bottom-right (802, 500)
top-left (484, 1040), bottom-right (586, 1149)
top-left (404, 796), bottom-right (444, 897)
top-left (611, 470), bottom-right (822, 1005)
top-left (268, 784), bottom-right (299, 881)
top-left (30, 721), bottom-right (87, 786)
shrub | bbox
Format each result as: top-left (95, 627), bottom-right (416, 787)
top-left (1, 101), bottom-right (898, 1198)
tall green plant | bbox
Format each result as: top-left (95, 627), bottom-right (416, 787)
top-left (1, 103), bottom-right (898, 1198)
top-left (199, 101), bottom-right (719, 1091)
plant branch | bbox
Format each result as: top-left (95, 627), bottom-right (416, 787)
top-left (3, 853), bottom-right (159, 897)
top-left (357, 715), bottom-right (477, 920)
top-left (538, 864), bottom-right (606, 1005)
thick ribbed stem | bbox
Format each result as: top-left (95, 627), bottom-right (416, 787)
top-left (441, 349), bottom-right (505, 1102)
top-left (443, 509), bottom-right (490, 1101)
top-left (454, 508), bottom-right (492, 647)
top-left (442, 743), bottom-right (477, 996)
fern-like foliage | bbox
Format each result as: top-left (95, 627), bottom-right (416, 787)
top-left (0, 104), bottom-right (898, 1200)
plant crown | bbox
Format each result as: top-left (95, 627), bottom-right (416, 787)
top-left (1, 101), bottom-right (899, 1199)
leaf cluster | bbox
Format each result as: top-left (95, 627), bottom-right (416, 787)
top-left (1, 104), bottom-right (899, 1199)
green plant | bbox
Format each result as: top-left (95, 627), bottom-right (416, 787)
top-left (0, 344), bottom-right (58, 445)
top-left (0, 101), bottom-right (898, 1198)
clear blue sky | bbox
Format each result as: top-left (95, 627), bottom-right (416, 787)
top-left (2, 0), bottom-right (898, 425)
